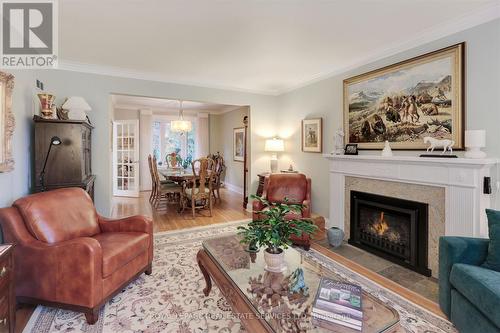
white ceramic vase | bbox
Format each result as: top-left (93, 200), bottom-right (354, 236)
top-left (263, 248), bottom-right (286, 272)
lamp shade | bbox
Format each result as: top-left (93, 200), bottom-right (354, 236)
top-left (170, 100), bottom-right (192, 133)
top-left (265, 138), bottom-right (284, 152)
top-left (62, 96), bottom-right (91, 111)
top-left (62, 97), bottom-right (91, 121)
top-left (171, 120), bottom-right (193, 133)
top-left (465, 130), bottom-right (486, 148)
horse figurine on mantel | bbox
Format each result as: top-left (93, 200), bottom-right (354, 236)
top-left (423, 136), bottom-right (455, 154)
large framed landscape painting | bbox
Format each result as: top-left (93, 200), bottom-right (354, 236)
top-left (344, 43), bottom-right (464, 150)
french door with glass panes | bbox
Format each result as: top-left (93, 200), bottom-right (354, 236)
top-left (113, 120), bottom-right (140, 197)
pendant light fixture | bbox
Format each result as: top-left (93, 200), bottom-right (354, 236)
top-left (171, 100), bottom-right (192, 133)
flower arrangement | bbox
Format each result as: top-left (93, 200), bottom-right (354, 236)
top-left (166, 151), bottom-right (182, 168)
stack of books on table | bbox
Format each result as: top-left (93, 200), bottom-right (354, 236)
top-left (311, 277), bottom-right (363, 331)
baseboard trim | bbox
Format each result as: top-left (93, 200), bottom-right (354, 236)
top-left (224, 182), bottom-right (243, 194)
top-left (311, 242), bottom-right (446, 319)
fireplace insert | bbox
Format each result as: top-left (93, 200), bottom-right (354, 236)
top-left (349, 191), bottom-right (431, 276)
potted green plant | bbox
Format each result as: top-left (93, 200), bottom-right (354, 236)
top-left (237, 195), bottom-right (317, 272)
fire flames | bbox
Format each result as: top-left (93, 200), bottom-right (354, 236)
top-left (367, 211), bottom-right (402, 243)
top-left (372, 212), bottom-right (389, 235)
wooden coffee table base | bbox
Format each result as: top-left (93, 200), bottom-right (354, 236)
top-left (197, 248), bottom-right (402, 333)
top-left (197, 249), bottom-right (275, 332)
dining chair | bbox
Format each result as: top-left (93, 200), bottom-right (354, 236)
top-left (209, 153), bottom-right (225, 201)
top-left (181, 157), bottom-right (215, 218)
top-left (151, 155), bottom-right (183, 208)
top-left (147, 155), bottom-right (156, 203)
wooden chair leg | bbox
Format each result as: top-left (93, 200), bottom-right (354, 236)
top-left (192, 198), bottom-right (196, 218)
top-left (216, 187), bottom-right (221, 201)
top-left (209, 195), bottom-right (213, 217)
top-left (145, 263), bottom-right (153, 275)
top-left (85, 307), bottom-right (99, 325)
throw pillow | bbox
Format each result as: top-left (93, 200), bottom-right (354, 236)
top-left (482, 209), bottom-right (500, 271)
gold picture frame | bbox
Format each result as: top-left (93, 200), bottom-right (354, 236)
top-left (0, 71), bottom-right (15, 173)
top-left (344, 43), bottom-right (464, 150)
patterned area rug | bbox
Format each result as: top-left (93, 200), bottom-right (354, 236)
top-left (23, 220), bottom-right (456, 333)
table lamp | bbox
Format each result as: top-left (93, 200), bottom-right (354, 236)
top-left (465, 130), bottom-right (486, 159)
top-left (265, 138), bottom-right (284, 173)
top-left (62, 96), bottom-right (92, 121)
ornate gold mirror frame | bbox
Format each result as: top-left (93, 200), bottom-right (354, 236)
top-left (0, 71), bottom-right (15, 173)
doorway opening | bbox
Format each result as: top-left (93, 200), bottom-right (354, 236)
top-left (110, 94), bottom-right (251, 230)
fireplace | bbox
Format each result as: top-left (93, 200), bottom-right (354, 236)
top-left (349, 191), bottom-right (431, 276)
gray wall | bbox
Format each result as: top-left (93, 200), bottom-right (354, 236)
top-left (209, 107), bottom-right (249, 192)
top-left (0, 71), bottom-right (277, 214)
top-left (0, 19), bottom-right (498, 217)
top-left (277, 19), bottom-right (500, 217)
top-left (0, 71), bottom-right (36, 208)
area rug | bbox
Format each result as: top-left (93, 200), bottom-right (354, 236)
top-left (23, 220), bottom-right (456, 333)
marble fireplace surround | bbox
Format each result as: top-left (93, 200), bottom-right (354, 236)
top-left (344, 177), bottom-right (444, 277)
top-left (324, 154), bottom-right (498, 278)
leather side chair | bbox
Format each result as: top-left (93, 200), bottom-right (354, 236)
top-left (252, 173), bottom-right (314, 249)
top-left (0, 188), bottom-right (153, 324)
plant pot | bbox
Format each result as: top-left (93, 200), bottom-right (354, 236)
top-left (264, 248), bottom-right (286, 273)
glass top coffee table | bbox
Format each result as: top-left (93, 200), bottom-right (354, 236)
top-left (197, 234), bottom-right (400, 333)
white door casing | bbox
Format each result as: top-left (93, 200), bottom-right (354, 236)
top-left (113, 120), bottom-right (140, 197)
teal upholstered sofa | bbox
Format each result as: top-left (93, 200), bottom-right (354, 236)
top-left (439, 236), bottom-right (500, 333)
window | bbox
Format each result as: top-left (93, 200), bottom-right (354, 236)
top-left (152, 121), bottom-right (161, 162)
top-left (152, 120), bottom-right (196, 168)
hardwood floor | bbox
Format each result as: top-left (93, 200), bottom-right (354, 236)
top-left (111, 188), bottom-right (251, 232)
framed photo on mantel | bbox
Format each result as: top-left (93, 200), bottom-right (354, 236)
top-left (344, 43), bottom-right (465, 150)
top-left (302, 118), bottom-right (323, 153)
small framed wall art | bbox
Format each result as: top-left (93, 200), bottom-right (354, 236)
top-left (233, 127), bottom-right (245, 162)
top-left (302, 118), bottom-right (322, 153)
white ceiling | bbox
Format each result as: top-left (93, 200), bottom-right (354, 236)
top-left (60, 0), bottom-right (500, 95)
top-left (111, 94), bottom-right (243, 114)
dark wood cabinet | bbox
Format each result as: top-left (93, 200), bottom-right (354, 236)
top-left (33, 116), bottom-right (96, 200)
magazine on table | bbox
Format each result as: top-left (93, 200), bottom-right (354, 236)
top-left (311, 277), bottom-right (363, 331)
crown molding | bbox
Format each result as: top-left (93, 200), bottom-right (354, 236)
top-left (279, 2), bottom-right (500, 95)
top-left (112, 103), bottom-right (238, 115)
top-left (57, 60), bottom-right (279, 96)
top-left (58, 3), bottom-right (499, 97)
top-left (139, 109), bottom-right (152, 116)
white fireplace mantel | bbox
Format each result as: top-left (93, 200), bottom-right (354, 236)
top-left (323, 154), bottom-right (498, 238)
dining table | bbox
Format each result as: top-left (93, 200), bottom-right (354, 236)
top-left (158, 167), bottom-right (213, 184)
top-left (158, 167), bottom-right (195, 183)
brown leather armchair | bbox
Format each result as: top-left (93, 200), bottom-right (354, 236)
top-left (252, 173), bottom-right (314, 249)
top-left (0, 188), bottom-right (153, 324)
